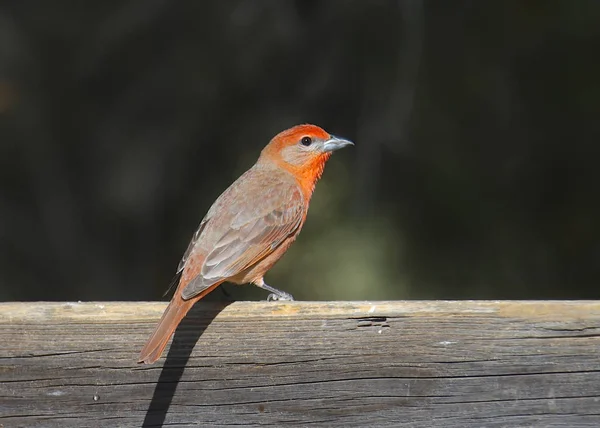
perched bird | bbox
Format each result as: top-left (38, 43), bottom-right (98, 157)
top-left (138, 124), bottom-right (353, 364)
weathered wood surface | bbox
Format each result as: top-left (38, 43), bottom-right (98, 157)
top-left (1, 301), bottom-right (600, 427)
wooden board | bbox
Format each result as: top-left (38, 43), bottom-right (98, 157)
top-left (1, 301), bottom-right (600, 427)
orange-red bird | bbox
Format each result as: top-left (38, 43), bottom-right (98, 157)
top-left (138, 124), bottom-right (353, 364)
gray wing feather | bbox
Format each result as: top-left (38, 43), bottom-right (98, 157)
top-left (176, 217), bottom-right (209, 273)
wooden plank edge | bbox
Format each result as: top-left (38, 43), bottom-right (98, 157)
top-left (1, 300), bottom-right (600, 323)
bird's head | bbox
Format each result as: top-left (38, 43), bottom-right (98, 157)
top-left (259, 124), bottom-right (353, 192)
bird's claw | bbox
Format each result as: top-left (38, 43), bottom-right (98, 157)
top-left (266, 292), bottom-right (294, 302)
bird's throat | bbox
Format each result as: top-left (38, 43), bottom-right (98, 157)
top-left (289, 153), bottom-right (331, 197)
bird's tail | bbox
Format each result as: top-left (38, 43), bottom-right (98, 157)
top-left (138, 296), bottom-right (195, 364)
top-left (138, 280), bottom-right (223, 364)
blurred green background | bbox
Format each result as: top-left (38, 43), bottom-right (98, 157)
top-left (1, 1), bottom-right (599, 301)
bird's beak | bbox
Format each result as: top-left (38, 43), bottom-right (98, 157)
top-left (322, 135), bottom-right (354, 152)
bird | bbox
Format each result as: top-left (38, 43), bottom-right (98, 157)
top-left (138, 124), bottom-right (353, 364)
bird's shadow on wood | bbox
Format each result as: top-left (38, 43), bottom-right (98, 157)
top-left (141, 300), bottom-right (233, 427)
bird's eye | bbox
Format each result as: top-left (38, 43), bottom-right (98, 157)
top-left (300, 136), bottom-right (312, 146)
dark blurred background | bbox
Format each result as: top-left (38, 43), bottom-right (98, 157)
top-left (1, 0), bottom-right (599, 302)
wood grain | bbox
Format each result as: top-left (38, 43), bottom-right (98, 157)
top-left (1, 301), bottom-right (600, 427)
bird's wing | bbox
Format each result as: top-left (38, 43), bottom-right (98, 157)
top-left (160, 217), bottom-right (208, 297)
top-left (180, 182), bottom-right (305, 300)
top-left (177, 218), bottom-right (209, 274)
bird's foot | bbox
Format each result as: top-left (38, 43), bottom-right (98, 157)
top-left (257, 281), bottom-right (294, 302)
top-left (266, 292), bottom-right (295, 302)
